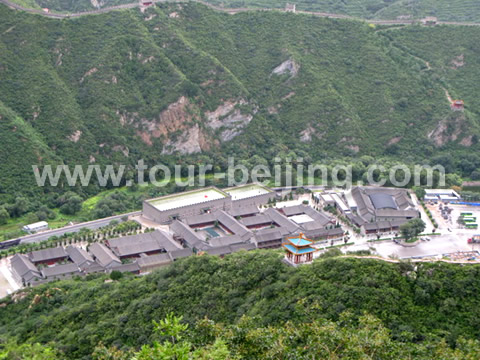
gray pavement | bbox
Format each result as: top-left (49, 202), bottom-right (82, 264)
top-left (19, 211), bottom-right (141, 244)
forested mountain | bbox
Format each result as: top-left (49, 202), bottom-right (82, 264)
top-left (1, 2), bottom-right (480, 202)
top-left (9, 0), bottom-right (480, 23)
top-left (2, 251), bottom-right (480, 358)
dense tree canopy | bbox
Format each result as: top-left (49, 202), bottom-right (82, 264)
top-left (2, 251), bottom-right (480, 358)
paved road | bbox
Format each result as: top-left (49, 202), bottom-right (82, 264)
top-left (19, 211), bottom-right (141, 244)
top-left (1, 0), bottom-right (479, 26)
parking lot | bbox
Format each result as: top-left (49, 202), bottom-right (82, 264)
top-left (372, 233), bottom-right (472, 259)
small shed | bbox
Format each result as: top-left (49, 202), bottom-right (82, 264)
top-left (451, 100), bottom-right (464, 111)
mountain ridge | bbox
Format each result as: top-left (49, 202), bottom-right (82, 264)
top-left (1, 2), bottom-right (480, 202)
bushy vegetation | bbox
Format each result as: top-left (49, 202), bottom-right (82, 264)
top-left (2, 251), bottom-right (480, 358)
top-left (11, 0), bottom-right (480, 22)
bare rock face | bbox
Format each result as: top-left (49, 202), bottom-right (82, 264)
top-left (387, 136), bottom-right (402, 146)
top-left (460, 135), bottom-right (473, 147)
top-left (206, 100), bottom-right (253, 141)
top-left (67, 130), bottom-right (82, 143)
top-left (451, 54), bottom-right (465, 69)
top-left (128, 96), bottom-right (209, 154)
top-left (272, 59), bottom-right (299, 77)
top-left (161, 124), bottom-right (208, 155)
top-left (121, 97), bottom-right (254, 154)
top-left (427, 116), bottom-right (465, 147)
top-left (80, 67), bottom-right (98, 83)
top-left (300, 126), bottom-right (315, 142)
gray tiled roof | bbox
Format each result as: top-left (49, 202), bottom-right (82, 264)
top-left (303, 227), bottom-right (344, 239)
top-left (208, 235), bottom-right (243, 248)
top-left (66, 246), bottom-right (94, 267)
top-left (362, 218), bottom-right (409, 231)
top-left (41, 263), bottom-right (80, 278)
top-left (264, 208), bottom-right (299, 233)
top-left (170, 220), bottom-right (208, 250)
top-left (214, 210), bottom-right (252, 240)
top-left (239, 214), bottom-right (272, 227)
top-left (111, 262), bottom-right (141, 273)
top-left (108, 230), bottom-right (180, 257)
top-left (183, 213), bottom-right (217, 226)
top-left (369, 193), bottom-right (398, 210)
top-left (301, 221), bottom-right (329, 231)
top-left (83, 262), bottom-right (106, 274)
top-left (228, 205), bottom-right (260, 217)
top-left (170, 248), bottom-right (194, 260)
top-left (281, 205), bottom-right (306, 216)
top-left (29, 247), bottom-right (68, 263)
top-left (376, 209), bottom-right (419, 218)
top-left (89, 243), bottom-right (121, 268)
top-left (137, 253), bottom-right (172, 268)
top-left (11, 254), bottom-right (41, 282)
top-left (254, 227), bottom-right (283, 243)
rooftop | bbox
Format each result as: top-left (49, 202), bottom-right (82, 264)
top-left (284, 244), bottom-right (315, 255)
top-left (89, 243), bottom-right (121, 268)
top-left (107, 230), bottom-right (180, 257)
top-left (29, 247), bottom-right (68, 263)
top-left (23, 221), bottom-right (48, 230)
top-left (41, 263), bottom-right (80, 278)
top-left (147, 187), bottom-right (228, 212)
top-left (11, 254), bottom-right (41, 279)
top-left (228, 204), bottom-right (260, 217)
top-left (225, 184), bottom-right (273, 201)
top-left (66, 246), bottom-right (94, 266)
top-left (287, 236), bottom-right (313, 247)
top-left (369, 193), bottom-right (398, 210)
top-left (289, 214), bottom-right (314, 224)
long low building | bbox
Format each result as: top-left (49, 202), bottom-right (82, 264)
top-left (224, 183), bottom-right (276, 207)
top-left (143, 187), bottom-right (232, 224)
top-left (424, 189), bottom-right (461, 203)
top-left (29, 247), bottom-right (68, 265)
top-left (106, 230), bottom-right (181, 259)
top-left (143, 184), bottom-right (276, 225)
top-left (41, 263), bottom-right (81, 281)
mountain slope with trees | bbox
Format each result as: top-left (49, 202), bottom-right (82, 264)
top-left (9, 0), bottom-right (480, 22)
top-left (2, 251), bottom-right (480, 358)
top-left (1, 2), bottom-right (480, 226)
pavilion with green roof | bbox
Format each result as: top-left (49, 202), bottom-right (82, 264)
top-left (283, 233), bottom-right (316, 265)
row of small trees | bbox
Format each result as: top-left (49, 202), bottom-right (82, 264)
top-left (0, 221), bottom-right (143, 259)
top-left (420, 201), bottom-right (439, 229)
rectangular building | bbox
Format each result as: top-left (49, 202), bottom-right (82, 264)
top-left (22, 221), bottom-right (48, 234)
top-left (224, 183), bottom-right (276, 208)
top-left (143, 187), bottom-right (231, 224)
top-left (29, 247), bottom-right (68, 265)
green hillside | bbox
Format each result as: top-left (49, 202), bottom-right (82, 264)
top-left (9, 0), bottom-right (480, 22)
top-left (2, 251), bottom-right (480, 358)
top-left (204, 0), bottom-right (480, 22)
top-left (1, 2), bottom-right (480, 217)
